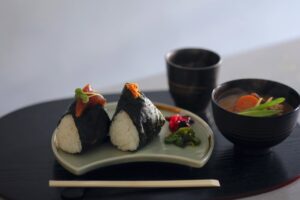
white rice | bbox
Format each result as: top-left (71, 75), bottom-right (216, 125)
top-left (54, 114), bottom-right (82, 153)
top-left (109, 110), bottom-right (139, 151)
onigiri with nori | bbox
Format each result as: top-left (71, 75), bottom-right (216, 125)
top-left (54, 84), bottom-right (110, 153)
top-left (109, 83), bottom-right (165, 151)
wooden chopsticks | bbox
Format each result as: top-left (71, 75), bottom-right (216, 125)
top-left (49, 179), bottom-right (220, 188)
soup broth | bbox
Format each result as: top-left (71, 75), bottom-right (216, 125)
top-left (218, 92), bottom-right (293, 115)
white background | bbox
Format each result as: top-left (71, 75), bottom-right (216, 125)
top-left (1, 0), bottom-right (300, 116)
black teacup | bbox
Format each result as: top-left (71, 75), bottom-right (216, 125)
top-left (166, 48), bottom-right (221, 113)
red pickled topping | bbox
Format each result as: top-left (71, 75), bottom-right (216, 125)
top-left (166, 114), bottom-right (194, 132)
top-left (75, 99), bottom-right (88, 117)
top-left (89, 94), bottom-right (106, 106)
top-left (83, 84), bottom-right (93, 92)
top-left (125, 83), bottom-right (141, 99)
top-left (75, 84), bottom-right (106, 117)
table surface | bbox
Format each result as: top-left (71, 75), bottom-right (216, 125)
top-left (2, 40), bottom-right (300, 199)
top-left (0, 91), bottom-right (300, 200)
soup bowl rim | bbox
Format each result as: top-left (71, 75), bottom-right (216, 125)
top-left (211, 78), bottom-right (300, 119)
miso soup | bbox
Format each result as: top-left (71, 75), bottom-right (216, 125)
top-left (217, 91), bottom-right (293, 117)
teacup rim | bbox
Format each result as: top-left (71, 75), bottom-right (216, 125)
top-left (165, 47), bottom-right (222, 70)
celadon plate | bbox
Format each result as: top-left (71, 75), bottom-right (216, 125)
top-left (51, 102), bottom-right (214, 175)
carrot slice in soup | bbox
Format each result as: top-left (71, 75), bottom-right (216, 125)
top-left (234, 95), bottom-right (259, 112)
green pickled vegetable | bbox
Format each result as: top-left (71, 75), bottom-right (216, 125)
top-left (164, 127), bottom-right (201, 148)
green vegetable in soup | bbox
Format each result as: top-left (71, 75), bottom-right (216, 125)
top-left (248, 97), bottom-right (285, 110)
top-left (238, 97), bottom-right (286, 117)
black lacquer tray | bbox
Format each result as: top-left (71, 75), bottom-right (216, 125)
top-left (0, 91), bottom-right (299, 200)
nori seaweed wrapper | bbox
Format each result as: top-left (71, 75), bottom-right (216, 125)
top-left (61, 101), bottom-right (111, 152)
top-left (112, 86), bottom-right (165, 150)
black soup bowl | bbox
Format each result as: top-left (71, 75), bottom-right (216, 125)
top-left (211, 79), bottom-right (300, 155)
